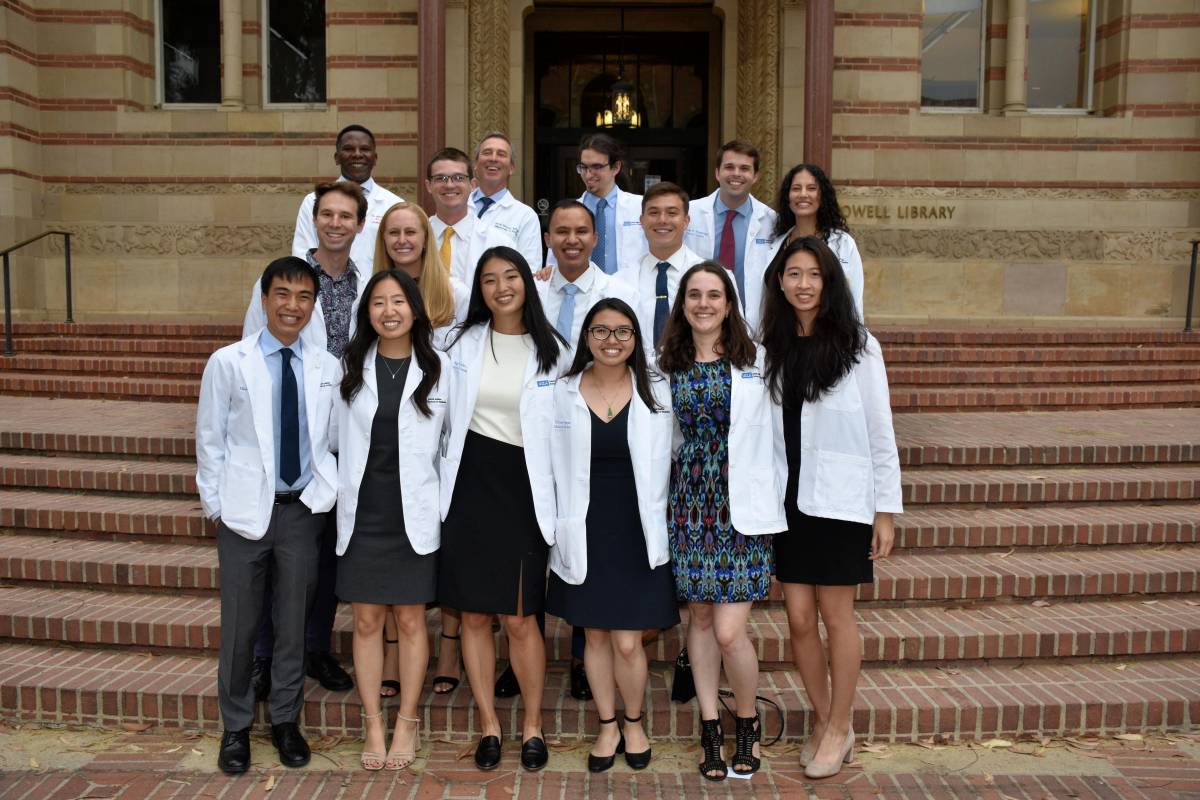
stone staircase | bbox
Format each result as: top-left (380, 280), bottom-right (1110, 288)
top-left (0, 322), bottom-right (1198, 742)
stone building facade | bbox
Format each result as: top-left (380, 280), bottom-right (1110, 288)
top-left (1, 0), bottom-right (1197, 325)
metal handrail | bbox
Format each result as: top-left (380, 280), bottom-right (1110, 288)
top-left (2, 229), bottom-right (74, 356)
top-left (1186, 240), bottom-right (1199, 333)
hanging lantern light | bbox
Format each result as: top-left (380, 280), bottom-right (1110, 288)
top-left (595, 9), bottom-right (639, 129)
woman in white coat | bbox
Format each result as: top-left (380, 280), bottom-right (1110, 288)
top-left (760, 236), bottom-right (902, 779)
top-left (438, 245), bottom-right (567, 772)
top-left (657, 261), bottom-right (787, 781)
top-left (331, 269), bottom-right (449, 772)
top-left (544, 297), bottom-right (678, 773)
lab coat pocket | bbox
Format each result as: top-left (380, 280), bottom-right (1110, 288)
top-left (813, 451), bottom-right (871, 514)
top-left (220, 445), bottom-right (263, 526)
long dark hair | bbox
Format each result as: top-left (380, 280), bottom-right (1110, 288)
top-left (656, 261), bottom-right (756, 374)
top-left (448, 245), bottom-right (565, 374)
top-left (340, 269), bottom-right (442, 417)
top-left (761, 237), bottom-right (865, 406)
top-left (771, 163), bottom-right (849, 241)
top-left (564, 297), bottom-right (664, 412)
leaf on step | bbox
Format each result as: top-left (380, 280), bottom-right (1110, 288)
top-left (190, 748), bottom-right (203, 756)
top-left (165, 745), bottom-right (182, 753)
top-left (1114, 663), bottom-right (1128, 671)
top-left (1063, 736), bottom-right (1100, 750)
top-left (1185, 600), bottom-right (1200, 607)
top-left (861, 742), bottom-right (889, 753)
top-left (264, 775), bottom-right (277, 792)
top-left (937, 666), bottom-right (962, 677)
top-left (1031, 600), bottom-right (1052, 608)
top-left (120, 721), bottom-right (153, 732)
top-left (1141, 600), bottom-right (1159, 605)
top-left (548, 741), bottom-right (577, 752)
top-left (980, 738), bottom-right (1014, 749)
top-left (456, 741), bottom-right (476, 760)
top-left (1115, 733), bottom-right (1144, 742)
top-left (982, 773), bottom-right (994, 784)
top-left (989, 548), bottom-right (1016, 558)
top-left (28, 758), bottom-right (39, 769)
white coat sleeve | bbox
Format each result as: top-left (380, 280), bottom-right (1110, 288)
top-left (857, 336), bottom-right (903, 514)
top-left (841, 233), bottom-right (865, 320)
top-left (517, 209), bottom-right (546, 272)
top-left (195, 354), bottom-right (231, 521)
top-left (292, 195), bottom-right (317, 259)
top-left (242, 278), bottom-right (265, 339)
top-left (327, 363), bottom-right (343, 455)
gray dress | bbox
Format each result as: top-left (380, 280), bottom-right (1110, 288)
top-left (335, 354), bottom-right (437, 605)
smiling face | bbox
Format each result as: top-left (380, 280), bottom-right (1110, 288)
top-left (425, 157), bottom-right (472, 217)
top-left (788, 169), bottom-right (821, 223)
top-left (315, 190), bottom-right (363, 255)
top-left (586, 308), bottom-right (636, 368)
top-left (545, 206), bottom-right (597, 277)
top-left (382, 208), bottom-right (426, 273)
top-left (479, 256), bottom-right (526, 318)
top-left (261, 274), bottom-right (316, 345)
top-left (640, 192), bottom-right (689, 256)
top-left (715, 150), bottom-right (759, 205)
top-left (335, 131), bottom-right (377, 183)
top-left (367, 276), bottom-right (414, 345)
top-left (682, 270), bottom-right (730, 338)
top-left (780, 249), bottom-right (823, 318)
top-left (474, 136), bottom-right (515, 195)
top-left (579, 147), bottom-right (619, 198)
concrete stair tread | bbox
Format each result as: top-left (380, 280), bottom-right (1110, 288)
top-left (0, 453), bottom-right (197, 494)
top-left (9, 322), bottom-right (242, 338)
top-left (889, 364), bottom-right (1200, 385)
top-left (872, 328), bottom-right (1200, 345)
top-left (1, 640), bottom-right (1195, 740)
top-left (0, 354), bottom-right (207, 377)
top-left (1, 490), bottom-right (211, 539)
top-left (9, 337), bottom-right (230, 355)
top-left (2, 585), bottom-right (1196, 665)
top-left (0, 373), bottom-right (200, 401)
top-left (902, 464), bottom-right (1199, 505)
top-left (891, 383), bottom-right (1200, 411)
top-left (881, 346), bottom-right (1200, 365)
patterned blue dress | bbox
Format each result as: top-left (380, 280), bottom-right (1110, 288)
top-left (668, 359), bottom-right (774, 603)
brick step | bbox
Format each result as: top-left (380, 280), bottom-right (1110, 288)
top-left (891, 383), bottom-right (1200, 412)
top-left (1, 641), bottom-right (1194, 740)
top-left (0, 354), bottom-right (207, 378)
top-left (0, 373), bottom-right (200, 402)
top-left (3, 534), bottom-right (1196, 603)
top-left (9, 337), bottom-right (231, 356)
top-left (9, 322), bottom-right (242, 338)
top-left (881, 345), bottom-right (1200, 365)
top-left (0, 454), bottom-right (196, 495)
top-left (902, 465), bottom-right (1200, 506)
top-left (874, 328), bottom-right (1200, 346)
top-left (1, 490), bottom-right (212, 541)
top-left (3, 585), bottom-right (1196, 668)
top-left (0, 397), bottom-right (199, 459)
top-left (889, 364), bottom-right (1200, 386)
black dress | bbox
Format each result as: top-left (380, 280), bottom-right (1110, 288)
top-left (546, 404), bottom-right (679, 630)
top-left (773, 401), bottom-right (874, 586)
top-left (335, 355), bottom-right (438, 605)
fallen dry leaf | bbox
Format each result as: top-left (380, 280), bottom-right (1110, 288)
top-left (1115, 664), bottom-right (1128, 671)
top-left (264, 775), bottom-right (277, 791)
top-left (989, 548), bottom-right (1016, 558)
top-left (1031, 600), bottom-right (1052, 608)
top-left (1115, 733), bottom-right (1144, 742)
top-left (456, 741), bottom-right (476, 761)
top-left (190, 748), bottom-right (203, 756)
top-left (861, 742), bottom-right (889, 753)
top-left (981, 738), bottom-right (1014, 749)
top-left (28, 758), bottom-right (39, 769)
top-left (120, 721), bottom-right (153, 732)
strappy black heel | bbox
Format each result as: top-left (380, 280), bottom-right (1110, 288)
top-left (698, 717), bottom-right (727, 781)
top-left (432, 632), bottom-right (461, 694)
top-left (587, 716), bottom-right (625, 773)
top-left (622, 713), bottom-right (651, 770)
top-left (380, 636), bottom-right (400, 697)
top-left (732, 714), bottom-right (762, 776)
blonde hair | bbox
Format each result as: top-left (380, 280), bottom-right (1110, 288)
top-left (373, 201), bottom-right (456, 328)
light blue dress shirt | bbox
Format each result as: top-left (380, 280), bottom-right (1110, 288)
top-left (713, 195), bottom-right (752, 307)
top-left (258, 329), bottom-right (312, 491)
top-left (582, 185), bottom-right (620, 275)
top-left (470, 186), bottom-right (510, 216)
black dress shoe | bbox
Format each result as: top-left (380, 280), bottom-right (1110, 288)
top-left (251, 656), bottom-right (271, 702)
top-left (494, 664), bottom-right (520, 698)
top-left (217, 728), bottom-right (251, 774)
top-left (521, 735), bottom-right (549, 771)
top-left (474, 735), bottom-right (502, 770)
top-left (622, 713), bottom-right (651, 770)
top-left (270, 722), bottom-right (311, 768)
top-left (570, 660), bottom-right (592, 701)
top-left (306, 651), bottom-right (354, 691)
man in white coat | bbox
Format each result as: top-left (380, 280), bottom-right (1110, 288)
top-left (465, 132), bottom-right (544, 281)
top-left (197, 257), bottom-right (339, 775)
top-left (426, 147), bottom-right (476, 286)
top-left (547, 133), bottom-right (647, 275)
top-left (684, 140), bottom-right (778, 330)
top-left (291, 124), bottom-right (402, 274)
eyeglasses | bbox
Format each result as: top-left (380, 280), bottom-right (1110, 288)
top-left (576, 162), bottom-right (613, 175)
top-left (588, 325), bottom-right (635, 342)
top-left (429, 174), bottom-right (470, 184)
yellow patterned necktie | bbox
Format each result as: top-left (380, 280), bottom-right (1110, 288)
top-left (439, 226), bottom-right (454, 270)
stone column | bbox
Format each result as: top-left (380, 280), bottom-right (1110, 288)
top-left (803, 0), bottom-right (834, 170)
top-left (737, 0), bottom-right (781, 201)
top-left (419, 0), bottom-right (447, 212)
top-left (220, 0), bottom-right (243, 109)
top-left (1003, 0), bottom-right (1028, 113)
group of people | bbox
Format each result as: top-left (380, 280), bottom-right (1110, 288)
top-left (196, 124), bottom-right (902, 782)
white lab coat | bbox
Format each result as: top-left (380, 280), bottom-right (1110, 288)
top-left (684, 190), bottom-right (777, 328)
top-left (548, 372), bottom-right (672, 585)
top-left (195, 330), bottom-right (339, 540)
top-left (241, 257), bottom-right (369, 354)
top-left (794, 333), bottom-right (902, 525)
top-left (751, 227), bottom-right (865, 328)
top-left (292, 178), bottom-right (403, 275)
top-left (329, 344), bottom-right (450, 556)
top-left (463, 191), bottom-right (544, 284)
top-left (535, 262), bottom-right (636, 349)
top-left (615, 244), bottom-right (706, 346)
top-left (439, 323), bottom-right (563, 545)
top-left (547, 188), bottom-right (648, 273)
top-left (677, 346), bottom-right (786, 536)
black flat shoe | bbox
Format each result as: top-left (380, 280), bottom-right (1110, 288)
top-left (622, 713), bottom-right (651, 770)
top-left (521, 735), bottom-right (549, 771)
top-left (251, 656), bottom-right (271, 702)
top-left (474, 734), bottom-right (502, 770)
top-left (270, 722), bottom-right (311, 768)
top-left (217, 728), bottom-right (250, 774)
top-left (306, 651), bottom-right (354, 692)
top-left (587, 717), bottom-right (624, 773)
top-left (570, 660), bottom-right (592, 701)
top-left (494, 664), bottom-right (520, 698)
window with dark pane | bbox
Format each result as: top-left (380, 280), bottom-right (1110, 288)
top-left (921, 0), bottom-right (984, 108)
top-left (161, 0), bottom-right (221, 104)
top-left (1029, 0), bottom-right (1092, 109)
top-left (267, 0), bottom-right (326, 103)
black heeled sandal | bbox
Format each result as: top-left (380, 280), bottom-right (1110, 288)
top-left (622, 713), bottom-right (651, 770)
top-left (432, 632), bottom-right (461, 694)
top-left (698, 717), bottom-right (727, 781)
top-left (732, 714), bottom-right (762, 776)
top-left (380, 636), bottom-right (400, 697)
top-left (587, 716), bottom-right (625, 773)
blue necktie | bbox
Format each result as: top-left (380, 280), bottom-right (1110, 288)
top-left (279, 347), bottom-right (300, 487)
top-left (476, 196), bottom-right (495, 218)
top-left (555, 283), bottom-right (579, 343)
top-left (653, 262), bottom-right (670, 345)
top-left (593, 198), bottom-right (609, 273)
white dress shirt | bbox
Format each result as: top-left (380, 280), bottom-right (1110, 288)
top-left (430, 212), bottom-right (475, 287)
top-left (616, 244), bottom-right (706, 342)
top-left (537, 262), bottom-right (634, 348)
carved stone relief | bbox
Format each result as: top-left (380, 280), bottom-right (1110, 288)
top-left (467, 0), bottom-right (511, 148)
top-left (737, 0), bottom-right (780, 202)
top-left (47, 224), bottom-right (293, 256)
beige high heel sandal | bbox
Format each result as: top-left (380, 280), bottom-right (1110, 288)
top-left (385, 713), bottom-right (421, 771)
top-left (360, 709), bottom-right (386, 771)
